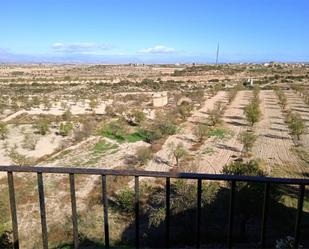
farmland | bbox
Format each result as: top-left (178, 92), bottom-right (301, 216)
top-left (0, 63), bottom-right (309, 248)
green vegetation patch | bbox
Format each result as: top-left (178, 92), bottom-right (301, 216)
top-left (124, 131), bottom-right (148, 142)
top-left (208, 127), bottom-right (228, 139)
top-left (84, 140), bottom-right (119, 166)
top-left (93, 140), bottom-right (118, 154)
top-left (100, 129), bottom-right (146, 143)
top-left (99, 124), bottom-right (147, 143)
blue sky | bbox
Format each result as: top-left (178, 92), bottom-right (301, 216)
top-left (1, 0), bottom-right (308, 63)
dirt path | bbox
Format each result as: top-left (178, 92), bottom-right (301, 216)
top-left (252, 90), bottom-right (304, 175)
top-left (1, 110), bottom-right (26, 122)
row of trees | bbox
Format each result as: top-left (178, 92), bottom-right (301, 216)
top-left (244, 87), bottom-right (261, 127)
top-left (167, 86), bottom-right (262, 165)
top-left (286, 111), bottom-right (305, 141)
top-left (275, 90), bottom-right (306, 141)
top-left (239, 87), bottom-right (261, 155)
top-left (0, 93), bottom-right (103, 113)
top-left (276, 89), bottom-right (288, 110)
top-left (293, 84), bottom-right (309, 105)
top-left (227, 84), bottom-right (242, 104)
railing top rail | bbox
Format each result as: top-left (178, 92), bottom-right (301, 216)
top-left (0, 165), bottom-right (308, 185)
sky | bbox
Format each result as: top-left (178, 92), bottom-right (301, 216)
top-left (0, 0), bottom-right (309, 63)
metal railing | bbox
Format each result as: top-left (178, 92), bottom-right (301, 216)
top-left (0, 165), bottom-right (308, 249)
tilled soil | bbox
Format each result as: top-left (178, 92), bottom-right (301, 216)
top-left (197, 90), bottom-right (251, 173)
top-left (252, 90), bottom-right (305, 175)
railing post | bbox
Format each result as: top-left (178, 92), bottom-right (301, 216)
top-left (101, 175), bottom-right (109, 248)
top-left (294, 184), bottom-right (305, 249)
top-left (7, 171), bottom-right (19, 249)
top-left (69, 173), bottom-right (79, 249)
top-left (260, 182), bottom-right (270, 248)
top-left (228, 180), bottom-right (236, 249)
top-left (196, 179), bottom-right (202, 249)
top-left (37, 173), bottom-right (48, 249)
top-left (135, 176), bottom-right (140, 249)
top-left (166, 177), bottom-right (170, 249)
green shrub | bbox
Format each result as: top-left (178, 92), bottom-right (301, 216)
top-left (148, 180), bottom-right (220, 227)
top-left (208, 128), bottom-right (227, 139)
top-left (194, 123), bottom-right (209, 142)
top-left (136, 146), bottom-right (153, 165)
top-left (177, 101), bottom-right (193, 120)
top-left (244, 100), bottom-right (261, 126)
top-left (89, 97), bottom-right (98, 111)
top-left (127, 109), bottom-right (146, 126)
top-left (59, 122), bottom-right (73, 137)
top-left (288, 112), bottom-right (305, 140)
top-left (134, 128), bottom-right (161, 143)
top-left (73, 120), bottom-right (95, 142)
top-left (114, 188), bottom-right (135, 214)
top-left (0, 122), bottom-right (8, 140)
top-left (139, 121), bottom-right (177, 143)
top-left (104, 105), bottom-right (115, 117)
top-left (207, 101), bottom-right (224, 126)
top-left (227, 85), bottom-right (240, 103)
top-left (276, 89), bottom-right (287, 110)
top-left (168, 142), bottom-right (188, 167)
top-left (62, 109), bottom-right (72, 121)
top-left (238, 131), bottom-right (257, 154)
top-left (33, 119), bottom-right (49, 135)
top-left (222, 160), bottom-right (264, 176)
top-left (100, 120), bottom-right (126, 142)
top-left (155, 119), bottom-right (177, 136)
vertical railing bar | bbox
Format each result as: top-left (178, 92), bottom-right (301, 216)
top-left (102, 175), bottom-right (110, 248)
top-left (37, 173), bottom-right (48, 249)
top-left (260, 182), bottom-right (270, 248)
top-left (228, 180), bottom-right (236, 249)
top-left (196, 179), bottom-right (202, 249)
top-left (135, 176), bottom-right (140, 249)
top-left (69, 173), bottom-right (79, 249)
top-left (294, 184), bottom-right (305, 249)
top-left (166, 177), bottom-right (170, 249)
top-left (7, 171), bottom-right (19, 249)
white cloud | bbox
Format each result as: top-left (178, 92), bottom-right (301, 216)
top-left (138, 45), bottom-right (177, 54)
top-left (51, 42), bottom-right (110, 54)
